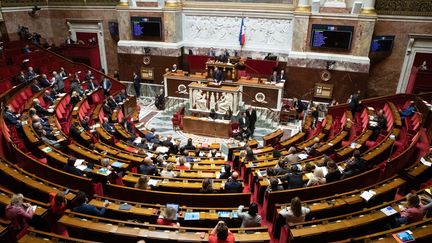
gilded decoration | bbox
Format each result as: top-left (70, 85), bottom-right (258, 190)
top-left (376, 0), bottom-right (432, 16)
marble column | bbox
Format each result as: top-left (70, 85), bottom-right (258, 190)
top-left (118, 0), bottom-right (129, 6)
top-left (361, 0), bottom-right (376, 15)
top-left (291, 13), bottom-right (311, 52)
top-left (295, 0), bottom-right (311, 12)
top-left (165, 0), bottom-right (182, 8)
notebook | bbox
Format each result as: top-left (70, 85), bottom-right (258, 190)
top-left (380, 206), bottom-right (398, 216)
top-left (392, 230), bottom-right (415, 243)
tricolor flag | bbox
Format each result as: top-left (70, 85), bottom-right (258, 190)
top-left (239, 17), bottom-right (246, 46)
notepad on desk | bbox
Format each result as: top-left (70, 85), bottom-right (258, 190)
top-left (420, 157), bottom-right (431, 167)
top-left (392, 230), bottom-right (415, 243)
top-left (74, 159), bottom-right (84, 167)
top-left (76, 165), bottom-right (87, 171)
top-left (380, 206), bottom-right (398, 216)
top-left (360, 190), bottom-right (376, 202)
top-left (41, 147), bottom-right (52, 153)
top-left (184, 212), bottom-right (200, 221)
top-left (97, 168), bottom-right (111, 176)
top-left (148, 179), bottom-right (159, 187)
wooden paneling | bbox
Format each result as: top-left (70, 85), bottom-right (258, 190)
top-left (118, 53), bottom-right (181, 84)
top-left (284, 67), bottom-right (369, 102)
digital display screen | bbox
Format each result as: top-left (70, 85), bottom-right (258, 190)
top-left (131, 17), bottom-right (162, 38)
top-left (311, 24), bottom-right (354, 50)
top-left (370, 36), bottom-right (395, 52)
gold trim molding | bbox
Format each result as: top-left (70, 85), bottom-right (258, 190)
top-left (295, 5), bottom-right (311, 13)
top-left (361, 8), bottom-right (377, 15)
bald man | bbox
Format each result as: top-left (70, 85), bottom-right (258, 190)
top-left (224, 171), bottom-right (243, 193)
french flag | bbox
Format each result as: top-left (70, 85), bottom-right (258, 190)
top-left (239, 17), bottom-right (245, 46)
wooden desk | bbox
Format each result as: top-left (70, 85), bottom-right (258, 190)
top-left (183, 116), bottom-right (230, 138)
top-left (262, 129), bottom-right (283, 147)
top-left (164, 72), bottom-right (283, 110)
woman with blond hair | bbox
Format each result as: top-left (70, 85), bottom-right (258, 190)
top-left (5, 193), bottom-right (35, 234)
top-left (279, 197), bottom-right (310, 224)
top-left (160, 163), bottom-right (177, 178)
top-left (135, 175), bottom-right (151, 190)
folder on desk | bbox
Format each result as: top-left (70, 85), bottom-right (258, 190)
top-left (41, 147), bottom-right (52, 153)
top-left (184, 212), bottom-right (200, 221)
top-left (392, 230), bottom-right (415, 243)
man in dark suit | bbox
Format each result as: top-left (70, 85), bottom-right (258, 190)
top-left (73, 191), bottom-right (109, 217)
top-left (52, 71), bottom-right (65, 93)
top-left (84, 70), bottom-right (94, 82)
top-left (3, 106), bottom-right (21, 127)
top-left (293, 97), bottom-right (305, 115)
top-left (161, 135), bottom-right (175, 154)
top-left (246, 106), bottom-right (257, 137)
top-left (81, 116), bottom-right (91, 131)
top-left (102, 101), bottom-right (113, 118)
top-left (17, 71), bottom-right (27, 83)
top-left (33, 99), bottom-right (52, 116)
top-left (239, 112), bottom-right (250, 140)
top-left (155, 89), bottom-right (165, 110)
top-left (107, 96), bottom-right (118, 108)
top-left (224, 172), bottom-right (243, 193)
top-left (102, 117), bottom-right (115, 134)
top-left (139, 157), bottom-right (157, 175)
top-left (27, 66), bottom-right (37, 80)
top-left (63, 157), bottom-right (84, 177)
top-left (133, 72), bottom-right (141, 97)
top-left (43, 90), bottom-right (55, 106)
top-left (59, 67), bottom-right (68, 78)
top-left (31, 80), bottom-right (42, 93)
top-left (348, 90), bottom-right (361, 118)
top-left (87, 78), bottom-right (98, 92)
top-left (268, 70), bottom-right (280, 83)
top-left (212, 67), bottom-right (224, 84)
top-left (39, 74), bottom-right (52, 87)
top-left (101, 77), bottom-right (112, 97)
top-left (69, 121), bottom-right (86, 145)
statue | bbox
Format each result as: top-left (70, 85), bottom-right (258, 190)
top-left (194, 90), bottom-right (208, 110)
top-left (217, 92), bottom-right (233, 113)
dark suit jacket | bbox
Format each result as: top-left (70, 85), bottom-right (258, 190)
top-left (102, 79), bottom-right (112, 91)
top-left (269, 74), bottom-right (280, 83)
top-left (4, 111), bottom-right (19, 126)
top-left (87, 81), bottom-right (98, 91)
top-left (281, 172), bottom-right (303, 189)
top-left (31, 83), bottom-right (42, 93)
top-left (43, 94), bottom-right (54, 105)
top-left (102, 122), bottom-right (115, 134)
top-left (63, 164), bottom-right (84, 177)
top-left (246, 109), bottom-right (257, 126)
top-left (103, 104), bottom-right (113, 117)
top-left (213, 70), bottom-right (224, 82)
top-left (81, 121), bottom-right (91, 131)
top-left (84, 74), bottom-right (94, 81)
top-left (35, 104), bottom-right (50, 116)
top-left (224, 180), bottom-right (243, 193)
top-left (18, 75), bottom-right (27, 83)
top-left (239, 117), bottom-right (250, 130)
top-left (133, 75), bottom-right (141, 87)
top-left (40, 78), bottom-right (51, 87)
top-left (73, 204), bottom-right (106, 217)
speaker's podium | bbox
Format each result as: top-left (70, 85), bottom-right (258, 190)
top-left (182, 82), bottom-right (241, 138)
top-left (206, 61), bottom-right (237, 81)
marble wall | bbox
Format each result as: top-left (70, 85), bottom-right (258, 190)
top-left (368, 19), bottom-right (432, 96)
top-left (182, 14), bottom-right (293, 53)
top-left (2, 8), bottom-right (119, 74)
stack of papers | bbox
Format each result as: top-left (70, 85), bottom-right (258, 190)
top-left (420, 157), bottom-right (431, 167)
top-left (148, 179), bottom-right (159, 187)
top-left (360, 190), bottom-right (376, 202)
top-left (298, 153), bottom-right (308, 160)
top-left (74, 159), bottom-right (85, 167)
top-left (76, 165), bottom-right (88, 171)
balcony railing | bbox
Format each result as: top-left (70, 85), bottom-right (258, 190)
top-left (1, 0), bottom-right (119, 7)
